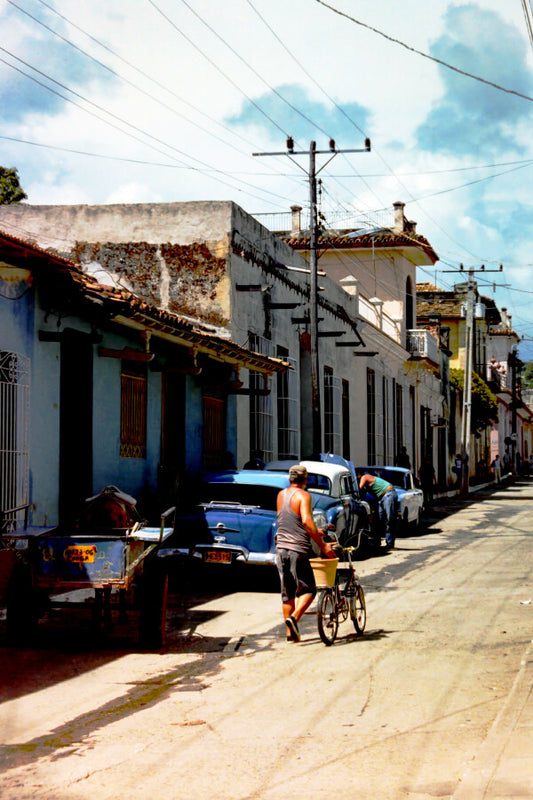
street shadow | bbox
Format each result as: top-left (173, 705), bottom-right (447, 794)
top-left (167, 558), bottom-right (280, 597)
top-left (299, 627), bottom-right (390, 648)
top-left (0, 589), bottom-right (230, 704)
top-left (0, 641), bottom-right (230, 773)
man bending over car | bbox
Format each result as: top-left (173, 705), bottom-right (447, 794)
top-left (357, 471), bottom-right (398, 550)
top-left (276, 464), bottom-right (336, 643)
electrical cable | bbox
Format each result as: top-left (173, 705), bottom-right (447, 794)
top-left (315, 0), bottom-right (533, 104)
top-left (177, 0), bottom-right (332, 141)
top-left (0, 134), bottom-right (239, 169)
top-left (0, 48), bottom-right (292, 206)
top-left (8, 0), bottom-right (303, 197)
top-left (244, 0), bottom-right (386, 210)
top-left (29, 0), bottom-right (266, 154)
top-left (145, 0), bottom-right (289, 139)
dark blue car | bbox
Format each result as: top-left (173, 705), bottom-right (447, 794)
top-left (162, 467), bottom-right (370, 566)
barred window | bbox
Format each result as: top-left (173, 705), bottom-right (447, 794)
top-left (277, 346), bottom-right (299, 460)
top-left (342, 379), bottom-right (350, 459)
top-left (382, 376), bottom-right (389, 464)
top-left (249, 333), bottom-right (273, 462)
top-left (367, 368), bottom-right (376, 463)
top-left (0, 351), bottom-right (30, 532)
top-left (324, 367), bottom-right (342, 455)
top-left (394, 382), bottom-right (404, 458)
top-left (120, 363), bottom-right (147, 458)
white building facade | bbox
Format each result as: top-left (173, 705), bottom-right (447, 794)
top-left (0, 199), bottom-right (442, 478)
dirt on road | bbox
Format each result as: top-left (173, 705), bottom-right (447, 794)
top-left (0, 480), bottom-right (532, 800)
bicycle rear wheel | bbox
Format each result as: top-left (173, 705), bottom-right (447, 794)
top-left (317, 589), bottom-right (338, 645)
top-left (350, 583), bottom-right (366, 634)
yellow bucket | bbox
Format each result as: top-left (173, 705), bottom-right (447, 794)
top-left (309, 557), bottom-right (338, 588)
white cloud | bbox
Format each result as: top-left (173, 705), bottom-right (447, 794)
top-left (3, 0), bottom-right (533, 352)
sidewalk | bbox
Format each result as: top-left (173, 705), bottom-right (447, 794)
top-left (452, 640), bottom-right (533, 799)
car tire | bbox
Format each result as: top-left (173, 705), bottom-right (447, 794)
top-left (411, 508), bottom-right (422, 533)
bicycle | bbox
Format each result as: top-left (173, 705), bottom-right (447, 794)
top-left (313, 540), bottom-right (366, 646)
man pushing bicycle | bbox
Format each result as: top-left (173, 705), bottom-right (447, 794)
top-left (275, 464), bottom-right (336, 643)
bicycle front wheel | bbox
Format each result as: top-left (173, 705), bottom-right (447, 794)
top-left (350, 583), bottom-right (366, 634)
top-left (317, 589), bottom-right (338, 645)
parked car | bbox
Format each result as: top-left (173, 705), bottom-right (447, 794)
top-left (355, 465), bottom-right (424, 532)
top-left (266, 457), bottom-right (375, 551)
top-left (162, 465), bottom-right (371, 567)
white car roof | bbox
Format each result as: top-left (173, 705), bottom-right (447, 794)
top-left (300, 460), bottom-right (350, 479)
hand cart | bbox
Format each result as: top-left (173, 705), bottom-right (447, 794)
top-left (2, 503), bottom-right (175, 649)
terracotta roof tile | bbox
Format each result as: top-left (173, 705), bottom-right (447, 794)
top-left (283, 229), bottom-right (438, 262)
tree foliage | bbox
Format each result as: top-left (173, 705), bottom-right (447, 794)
top-left (0, 167), bottom-right (27, 205)
top-left (523, 361), bottom-right (533, 388)
top-left (449, 368), bottom-right (498, 432)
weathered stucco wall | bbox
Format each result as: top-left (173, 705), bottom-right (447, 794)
top-left (0, 201), bottom-right (236, 251)
top-left (0, 202), bottom-right (239, 327)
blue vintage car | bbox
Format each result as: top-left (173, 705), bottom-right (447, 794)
top-left (162, 466), bottom-right (370, 566)
top-left (356, 465), bottom-right (424, 532)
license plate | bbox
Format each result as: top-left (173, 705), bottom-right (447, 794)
top-left (64, 545), bottom-right (97, 563)
top-left (205, 550), bottom-right (232, 564)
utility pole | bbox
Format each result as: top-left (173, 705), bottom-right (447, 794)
top-left (461, 269), bottom-right (476, 495)
top-left (253, 137), bottom-right (370, 454)
top-left (444, 263), bottom-right (502, 495)
top-left (510, 346), bottom-right (518, 473)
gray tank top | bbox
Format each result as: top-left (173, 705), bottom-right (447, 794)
top-left (276, 487), bottom-right (312, 555)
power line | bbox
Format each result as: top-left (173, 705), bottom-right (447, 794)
top-left (521, 0), bottom-right (533, 51)
top-left (177, 0), bottom-right (332, 141)
top-left (145, 0), bottom-right (289, 139)
top-left (309, 158), bottom-right (533, 178)
top-left (8, 0), bottom-right (303, 190)
top-left (0, 48), bottom-right (292, 205)
top-left (244, 0), bottom-right (384, 210)
top-left (28, 0), bottom-right (264, 154)
top-left (315, 0), bottom-right (533, 104)
top-left (0, 134), bottom-right (269, 171)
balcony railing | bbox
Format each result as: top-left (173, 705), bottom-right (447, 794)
top-left (487, 365), bottom-right (507, 391)
top-left (406, 329), bottom-right (439, 364)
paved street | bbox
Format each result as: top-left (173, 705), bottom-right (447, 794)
top-left (0, 479), bottom-right (532, 800)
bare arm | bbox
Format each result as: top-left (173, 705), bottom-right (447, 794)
top-left (296, 490), bottom-right (336, 558)
top-left (358, 474), bottom-right (373, 492)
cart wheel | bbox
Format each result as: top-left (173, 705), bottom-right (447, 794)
top-left (6, 564), bottom-right (44, 645)
top-left (138, 558), bottom-right (168, 649)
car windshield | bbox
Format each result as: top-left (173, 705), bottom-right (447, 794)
top-left (201, 483), bottom-right (280, 511)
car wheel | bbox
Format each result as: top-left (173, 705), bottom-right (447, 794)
top-left (411, 508), bottom-right (421, 533)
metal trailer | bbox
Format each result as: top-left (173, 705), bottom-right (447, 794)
top-left (1, 506), bottom-right (175, 649)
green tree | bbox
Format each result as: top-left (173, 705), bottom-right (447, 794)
top-left (0, 167), bottom-right (27, 204)
top-left (450, 368), bottom-right (498, 433)
top-left (523, 361), bottom-right (533, 388)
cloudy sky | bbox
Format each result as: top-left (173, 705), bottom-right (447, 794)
top-left (3, 0), bottom-right (533, 358)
